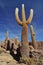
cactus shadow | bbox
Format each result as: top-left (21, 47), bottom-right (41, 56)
top-left (10, 43), bottom-right (21, 61)
top-left (6, 40), bottom-right (10, 50)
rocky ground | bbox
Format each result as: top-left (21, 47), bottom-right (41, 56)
top-left (0, 46), bottom-right (43, 65)
top-left (0, 40), bottom-right (43, 65)
top-left (0, 47), bottom-right (26, 65)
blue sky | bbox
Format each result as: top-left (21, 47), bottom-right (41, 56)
top-left (0, 0), bottom-right (43, 42)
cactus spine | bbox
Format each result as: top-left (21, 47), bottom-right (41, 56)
top-left (30, 25), bottom-right (37, 49)
top-left (15, 4), bottom-right (33, 57)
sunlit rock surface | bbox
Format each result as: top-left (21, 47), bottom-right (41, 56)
top-left (0, 40), bottom-right (43, 65)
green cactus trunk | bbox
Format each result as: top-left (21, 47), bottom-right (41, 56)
top-left (20, 24), bottom-right (29, 57)
top-left (31, 33), bottom-right (37, 49)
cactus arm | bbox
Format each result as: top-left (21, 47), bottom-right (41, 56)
top-left (15, 8), bottom-right (22, 26)
top-left (22, 4), bottom-right (26, 22)
top-left (30, 25), bottom-right (37, 49)
top-left (26, 9), bottom-right (33, 24)
top-left (30, 25), bottom-right (35, 35)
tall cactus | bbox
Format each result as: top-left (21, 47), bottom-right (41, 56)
top-left (15, 4), bottom-right (33, 57)
top-left (30, 25), bottom-right (37, 49)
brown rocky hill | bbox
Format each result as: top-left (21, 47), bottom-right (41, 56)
top-left (0, 39), bottom-right (43, 65)
top-left (29, 41), bottom-right (43, 50)
top-left (0, 39), bottom-right (43, 50)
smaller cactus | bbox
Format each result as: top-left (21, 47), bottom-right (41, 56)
top-left (5, 31), bottom-right (9, 49)
top-left (30, 25), bottom-right (37, 49)
top-left (15, 37), bottom-right (18, 46)
top-left (5, 31), bottom-right (8, 41)
top-left (14, 37), bottom-right (19, 49)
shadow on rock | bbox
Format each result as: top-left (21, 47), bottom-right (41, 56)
top-left (10, 43), bottom-right (21, 61)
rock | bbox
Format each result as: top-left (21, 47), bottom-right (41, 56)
top-left (0, 47), bottom-right (7, 53)
top-left (31, 49), bottom-right (43, 61)
top-left (0, 62), bottom-right (7, 65)
top-left (0, 48), bottom-right (26, 65)
top-left (0, 53), bottom-right (14, 62)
